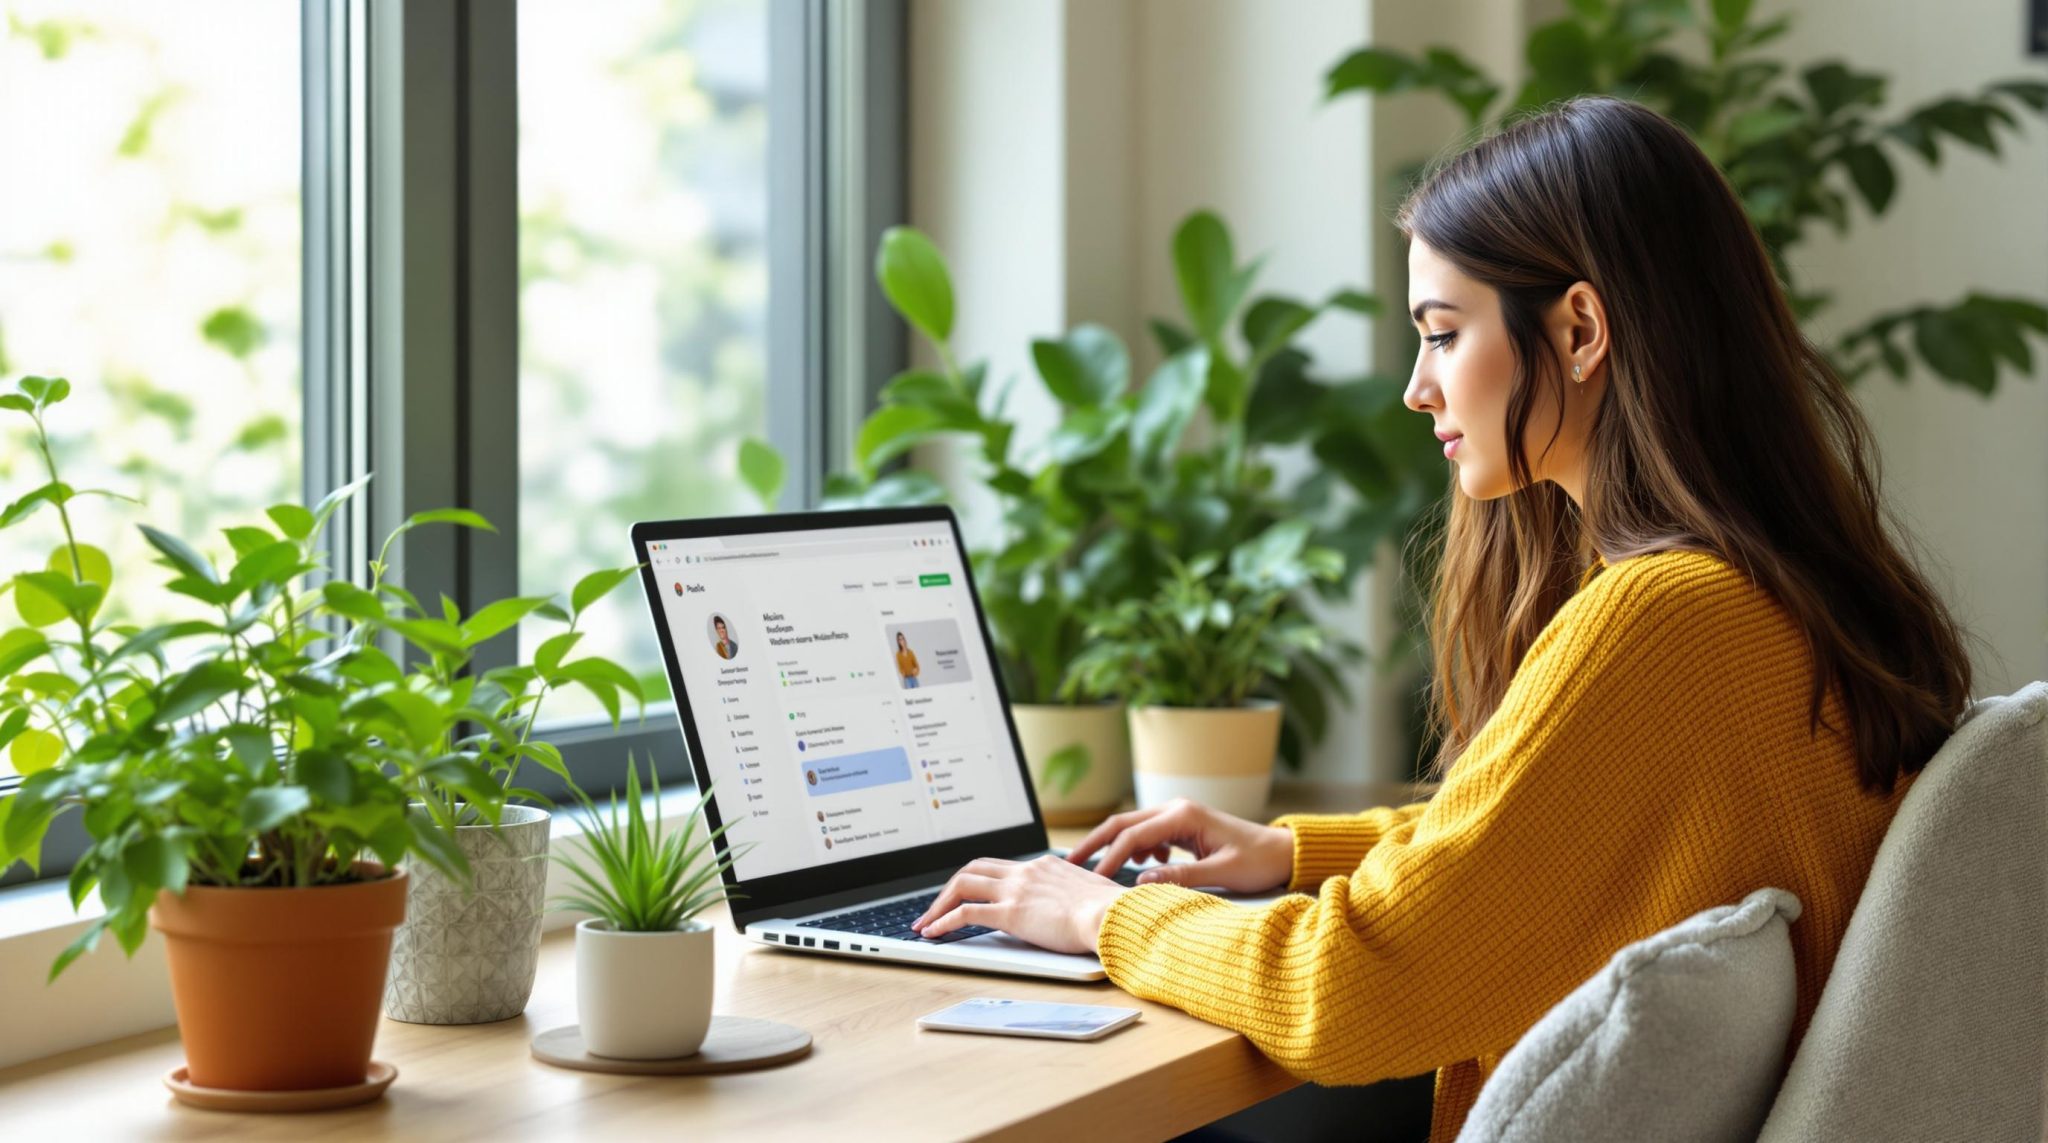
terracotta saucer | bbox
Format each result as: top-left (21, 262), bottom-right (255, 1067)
top-left (163, 1061), bottom-right (397, 1112)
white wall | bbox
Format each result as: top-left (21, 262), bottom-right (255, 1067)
top-left (1772, 0), bottom-right (2048, 697)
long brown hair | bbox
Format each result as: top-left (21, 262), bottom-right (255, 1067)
top-left (1398, 96), bottom-right (1974, 797)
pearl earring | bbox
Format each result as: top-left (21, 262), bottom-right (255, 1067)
top-left (1573, 363), bottom-right (1584, 383)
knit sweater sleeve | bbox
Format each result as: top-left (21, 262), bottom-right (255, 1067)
top-left (1266, 803), bottom-right (1432, 893)
top-left (1096, 556), bottom-right (1750, 1085)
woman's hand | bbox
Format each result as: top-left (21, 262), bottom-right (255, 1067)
top-left (912, 855), bottom-right (1128, 955)
top-left (1065, 797), bottom-right (1296, 894)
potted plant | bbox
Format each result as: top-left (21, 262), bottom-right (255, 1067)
top-left (550, 757), bottom-right (749, 1059)
top-left (1058, 519), bottom-right (1343, 821)
top-left (0, 374), bottom-right (639, 1093)
top-left (371, 545), bottom-right (645, 1027)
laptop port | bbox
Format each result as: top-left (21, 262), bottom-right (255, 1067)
top-left (802, 936), bottom-right (815, 947)
top-left (823, 940), bottom-right (840, 950)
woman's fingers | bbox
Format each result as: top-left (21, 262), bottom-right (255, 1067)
top-left (1064, 807), bottom-right (1164, 869)
top-left (1088, 813), bottom-right (1184, 882)
top-left (919, 900), bottom-right (1000, 938)
top-left (913, 868), bottom-right (1006, 931)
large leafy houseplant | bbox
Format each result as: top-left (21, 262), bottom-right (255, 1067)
top-left (747, 215), bottom-right (1443, 779)
top-left (1325, 0), bottom-right (2048, 395)
top-left (0, 375), bottom-right (644, 980)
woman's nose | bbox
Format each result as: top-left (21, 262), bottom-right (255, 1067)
top-left (1403, 368), bottom-right (1434, 415)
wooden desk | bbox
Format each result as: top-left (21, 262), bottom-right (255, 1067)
top-left (0, 782), bottom-right (1430, 1141)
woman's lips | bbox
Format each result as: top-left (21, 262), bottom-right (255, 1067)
top-left (1443, 435), bottom-right (1462, 458)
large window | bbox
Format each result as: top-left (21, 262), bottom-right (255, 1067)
top-left (0, 0), bottom-right (900, 877)
top-left (0, 2), bottom-right (302, 780)
top-left (516, 0), bottom-right (773, 722)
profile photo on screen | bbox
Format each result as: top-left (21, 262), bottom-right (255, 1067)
top-left (708, 613), bottom-right (739, 661)
top-left (894, 631), bottom-right (921, 690)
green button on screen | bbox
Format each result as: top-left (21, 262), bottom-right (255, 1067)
top-left (918, 573), bottom-right (951, 587)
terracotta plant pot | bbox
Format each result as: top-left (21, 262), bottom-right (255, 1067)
top-left (1011, 703), bottom-right (1132, 827)
top-left (149, 866), bottom-right (408, 1091)
top-left (385, 804), bottom-right (551, 1024)
top-left (576, 918), bottom-right (715, 1059)
top-left (1128, 701), bottom-right (1283, 821)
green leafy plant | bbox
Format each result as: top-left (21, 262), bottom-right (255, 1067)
top-left (1060, 520), bottom-right (1345, 711)
top-left (0, 375), bottom-right (645, 978)
top-left (548, 756), bottom-right (749, 932)
top-left (741, 215), bottom-right (1445, 769)
top-left (1325, 0), bottom-right (2048, 395)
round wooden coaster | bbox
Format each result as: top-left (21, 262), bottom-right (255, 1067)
top-left (531, 1017), bottom-right (811, 1075)
top-left (163, 1061), bottom-right (396, 1112)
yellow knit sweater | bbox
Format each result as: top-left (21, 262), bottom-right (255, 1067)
top-left (1096, 550), bottom-right (1912, 1142)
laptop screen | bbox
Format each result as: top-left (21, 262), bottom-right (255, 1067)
top-left (643, 518), bottom-right (1037, 882)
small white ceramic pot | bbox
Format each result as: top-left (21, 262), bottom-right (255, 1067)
top-left (575, 917), bottom-right (715, 1059)
top-left (1011, 702), bottom-right (1133, 827)
top-left (1128, 700), bottom-right (1284, 821)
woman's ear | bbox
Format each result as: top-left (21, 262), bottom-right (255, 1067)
top-left (1548, 281), bottom-right (1610, 386)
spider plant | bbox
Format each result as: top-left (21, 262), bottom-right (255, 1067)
top-left (549, 756), bottom-right (751, 932)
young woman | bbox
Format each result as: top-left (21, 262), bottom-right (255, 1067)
top-left (912, 96), bottom-right (1974, 1141)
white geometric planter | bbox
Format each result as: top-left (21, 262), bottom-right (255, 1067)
top-left (576, 918), bottom-right (716, 1059)
top-left (384, 804), bottom-right (551, 1025)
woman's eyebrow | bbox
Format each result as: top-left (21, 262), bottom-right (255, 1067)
top-left (1410, 298), bottom-right (1460, 324)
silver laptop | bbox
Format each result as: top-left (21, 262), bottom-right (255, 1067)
top-left (631, 505), bottom-right (1282, 981)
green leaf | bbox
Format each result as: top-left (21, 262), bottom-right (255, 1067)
top-left (138, 524), bottom-right (219, 584)
top-left (123, 836), bottom-right (189, 895)
top-left (228, 540), bottom-right (303, 590)
top-left (240, 786), bottom-right (311, 832)
top-left (1046, 404), bottom-right (1132, 465)
top-left (13, 571), bottom-right (101, 628)
top-left (1327, 289), bottom-right (1382, 316)
top-left (874, 227), bottom-right (954, 343)
top-left (1710, 0), bottom-right (1754, 32)
top-left (1839, 143), bottom-right (1896, 214)
top-left (535, 631), bottom-right (584, 674)
top-left (0, 629), bottom-right (48, 676)
top-left (1130, 348), bottom-right (1207, 467)
top-left (265, 503), bottom-right (315, 540)
top-left (1149, 319), bottom-right (1196, 357)
top-left (155, 661), bottom-right (248, 725)
top-left (17, 376), bottom-right (71, 409)
top-left (1913, 309), bottom-right (1995, 394)
top-left (1990, 80), bottom-right (2048, 113)
top-left (291, 749), bottom-right (354, 805)
top-left (1241, 297), bottom-right (1317, 360)
top-left (1324, 46), bottom-right (1416, 98)
top-left (737, 439), bottom-right (786, 509)
top-left (462, 595), bottom-right (551, 645)
top-left (1727, 105), bottom-right (1806, 148)
top-left (1803, 62), bottom-right (1884, 119)
top-left (403, 507), bottom-right (497, 534)
top-left (200, 306), bottom-right (264, 359)
top-left (1032, 324), bottom-right (1130, 408)
top-left (1173, 211), bottom-right (1245, 342)
top-left (10, 728), bottom-right (61, 775)
top-left (0, 482), bottom-right (73, 531)
top-left (1040, 743), bottom-right (1091, 797)
top-left (855, 404), bottom-right (950, 477)
top-left (571, 567), bottom-right (641, 619)
top-left (320, 580), bottom-right (386, 622)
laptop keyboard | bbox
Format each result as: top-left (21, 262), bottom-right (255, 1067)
top-left (795, 860), bottom-right (1147, 944)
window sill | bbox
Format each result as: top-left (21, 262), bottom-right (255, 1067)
top-left (0, 786), bottom-right (699, 1071)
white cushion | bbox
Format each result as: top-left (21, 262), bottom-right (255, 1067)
top-left (1456, 887), bottom-right (1802, 1143)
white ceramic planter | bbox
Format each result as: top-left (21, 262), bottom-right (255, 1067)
top-left (1010, 703), bottom-right (1132, 827)
top-left (1128, 701), bottom-right (1283, 821)
top-left (576, 918), bottom-right (716, 1059)
top-left (384, 804), bottom-right (550, 1025)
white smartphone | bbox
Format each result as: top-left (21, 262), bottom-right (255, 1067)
top-left (916, 997), bottom-right (1142, 1041)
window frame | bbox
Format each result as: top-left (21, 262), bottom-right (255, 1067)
top-left (0, 0), bottom-right (905, 885)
